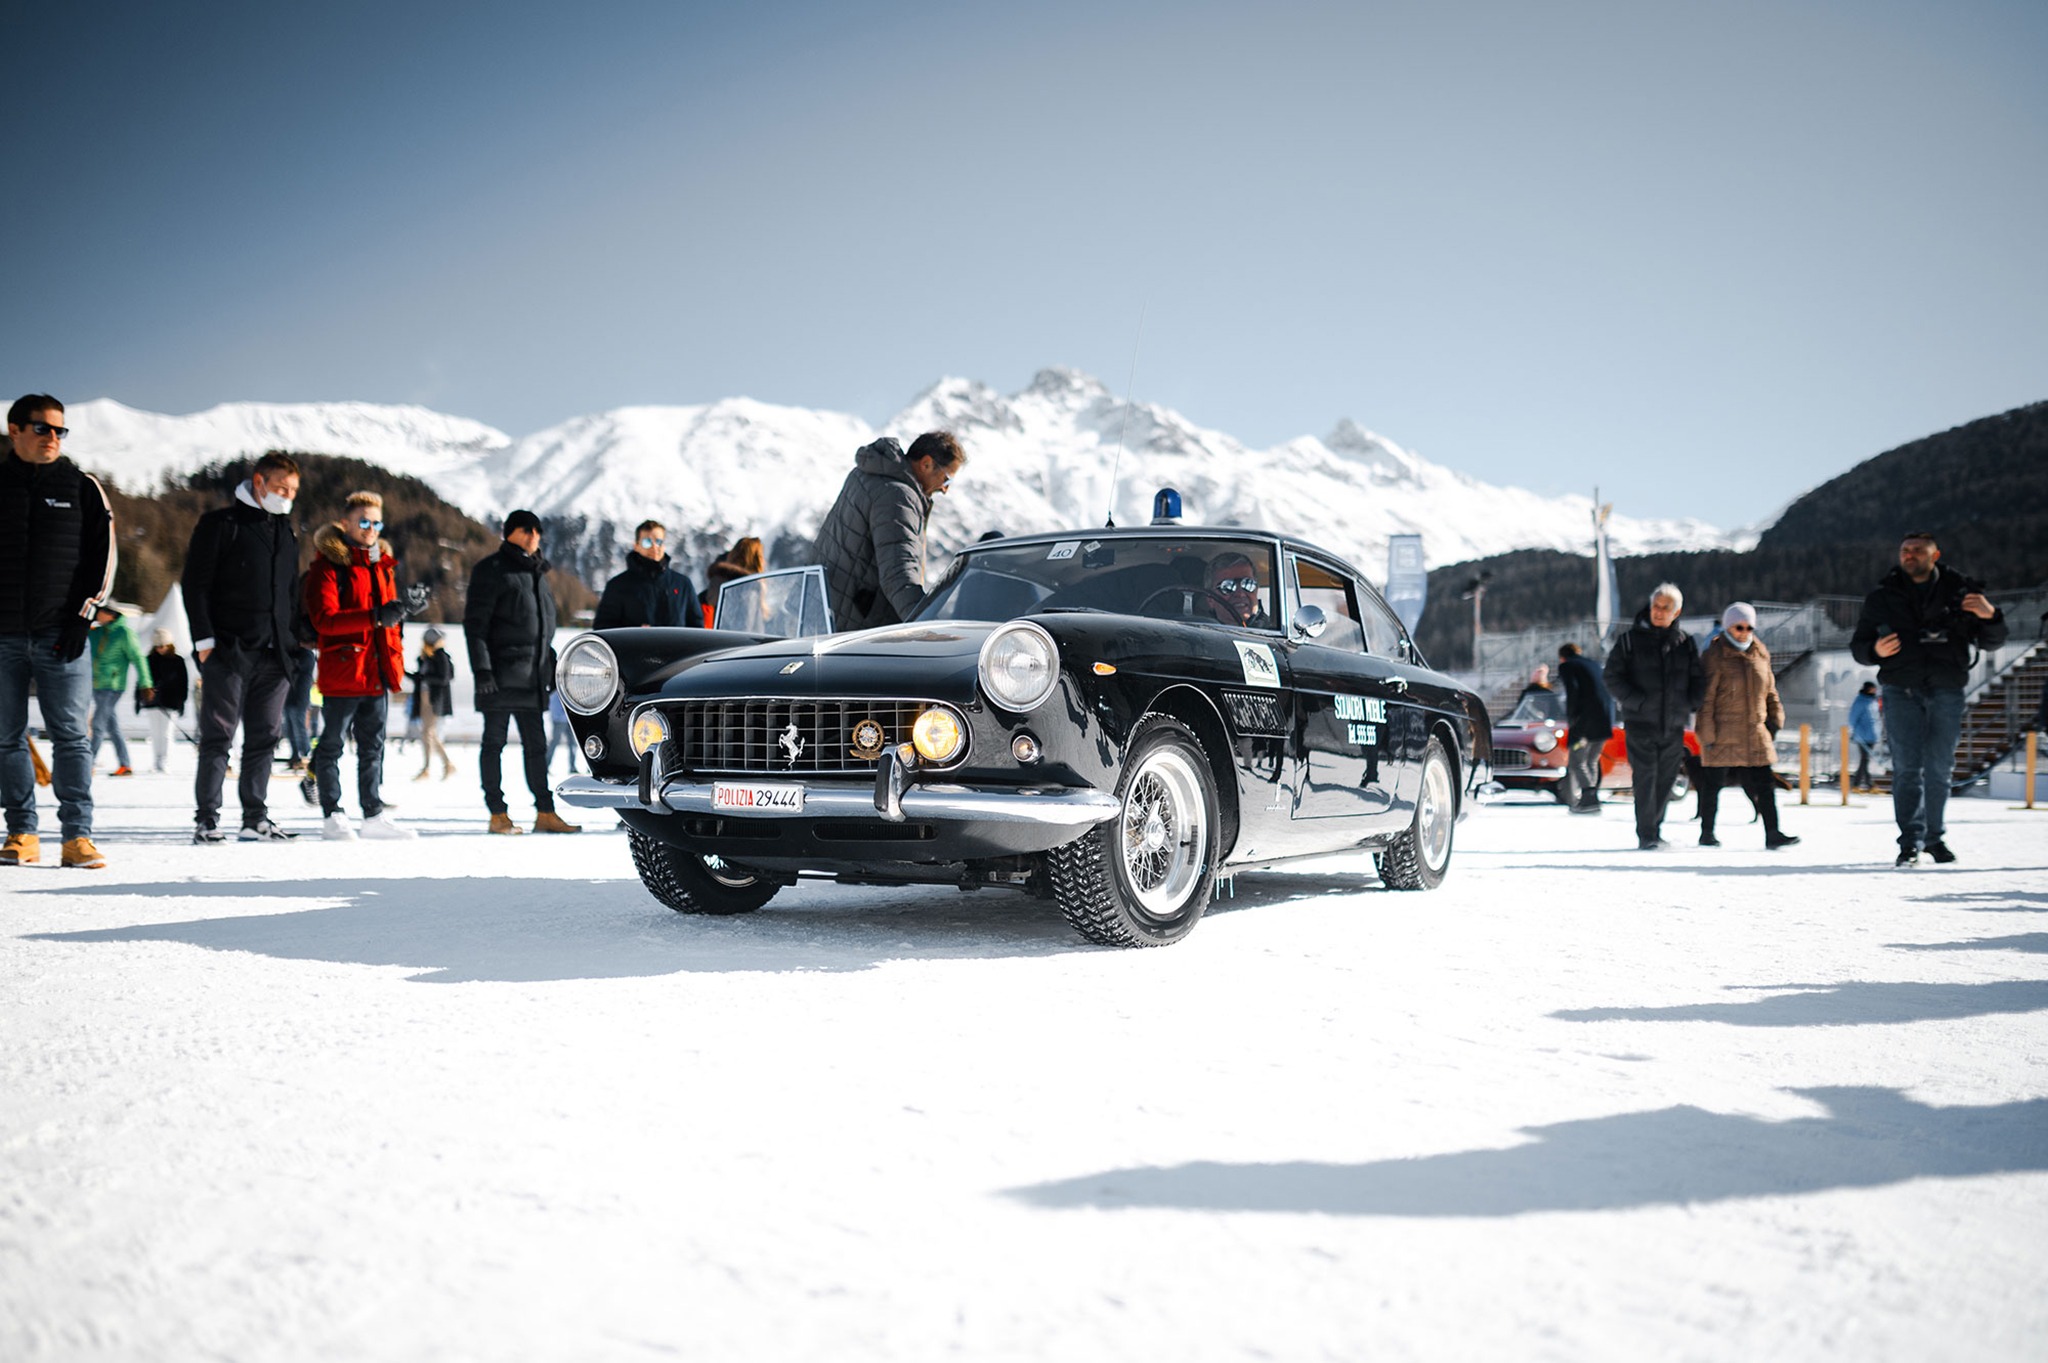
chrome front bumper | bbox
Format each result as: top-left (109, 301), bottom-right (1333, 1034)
top-left (555, 775), bottom-right (1119, 830)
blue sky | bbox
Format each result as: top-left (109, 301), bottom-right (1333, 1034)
top-left (6, 0), bottom-right (2043, 530)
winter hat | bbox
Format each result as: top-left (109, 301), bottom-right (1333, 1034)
top-left (152, 628), bottom-right (173, 647)
top-left (503, 509), bottom-right (544, 537)
top-left (1721, 602), bottom-right (1758, 630)
top-left (422, 628), bottom-right (445, 646)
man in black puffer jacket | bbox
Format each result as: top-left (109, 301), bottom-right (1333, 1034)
top-left (1851, 530), bottom-right (2007, 867)
top-left (1, 396), bottom-right (115, 869)
top-left (1604, 583), bottom-right (1705, 849)
top-left (464, 510), bottom-right (577, 835)
top-left (811, 432), bottom-right (964, 631)
top-left (183, 450), bottom-right (303, 843)
top-left (594, 519), bottom-right (696, 628)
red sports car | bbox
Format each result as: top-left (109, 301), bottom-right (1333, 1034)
top-left (1489, 689), bottom-right (1697, 803)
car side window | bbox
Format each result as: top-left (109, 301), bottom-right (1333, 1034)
top-left (1357, 585), bottom-right (1406, 658)
top-left (1291, 556), bottom-right (1364, 652)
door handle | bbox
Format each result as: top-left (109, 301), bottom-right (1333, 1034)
top-left (1384, 676), bottom-right (1409, 694)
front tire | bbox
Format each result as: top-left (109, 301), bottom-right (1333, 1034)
top-left (1046, 716), bottom-right (1220, 947)
top-left (1376, 735), bottom-right (1456, 891)
top-left (628, 829), bottom-right (780, 915)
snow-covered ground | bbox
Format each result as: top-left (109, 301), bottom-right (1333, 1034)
top-left (4, 751), bottom-right (2045, 1361)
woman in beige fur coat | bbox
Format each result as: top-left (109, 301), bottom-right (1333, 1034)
top-left (1694, 603), bottom-right (1799, 849)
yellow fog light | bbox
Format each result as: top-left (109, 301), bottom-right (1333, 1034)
top-left (630, 709), bottom-right (670, 758)
top-left (911, 707), bottom-right (964, 763)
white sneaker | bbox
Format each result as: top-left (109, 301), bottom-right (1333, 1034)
top-left (359, 812), bottom-right (417, 840)
top-left (322, 813), bottom-right (359, 841)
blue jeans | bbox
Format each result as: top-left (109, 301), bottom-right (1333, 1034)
top-left (91, 687), bottom-right (133, 768)
top-left (1881, 684), bottom-right (1964, 850)
top-left (313, 693), bottom-right (388, 818)
top-left (0, 631), bottom-right (95, 840)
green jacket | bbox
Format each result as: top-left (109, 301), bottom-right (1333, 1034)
top-left (90, 615), bottom-right (148, 692)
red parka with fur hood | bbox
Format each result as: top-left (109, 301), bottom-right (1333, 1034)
top-left (304, 521), bottom-right (405, 697)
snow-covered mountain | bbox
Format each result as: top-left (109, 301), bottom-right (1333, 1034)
top-left (62, 371), bottom-right (1744, 584)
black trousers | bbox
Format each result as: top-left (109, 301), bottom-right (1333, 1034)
top-left (313, 693), bottom-right (388, 818)
top-left (1624, 726), bottom-right (1688, 842)
top-left (194, 645), bottom-right (291, 826)
top-left (480, 708), bottom-right (554, 815)
top-left (1697, 764), bottom-right (1780, 840)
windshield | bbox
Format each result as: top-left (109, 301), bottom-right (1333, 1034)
top-left (916, 536), bottom-right (1281, 630)
top-left (1503, 688), bottom-right (1566, 724)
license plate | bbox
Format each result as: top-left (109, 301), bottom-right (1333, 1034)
top-left (711, 781), bottom-right (805, 813)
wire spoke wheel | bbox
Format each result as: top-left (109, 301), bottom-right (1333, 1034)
top-left (1376, 735), bottom-right (1457, 891)
top-left (1120, 749), bottom-right (1208, 917)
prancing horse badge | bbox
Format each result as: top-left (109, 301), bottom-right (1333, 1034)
top-left (780, 660), bottom-right (805, 674)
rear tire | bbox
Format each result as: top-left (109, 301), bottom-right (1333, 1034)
top-left (628, 829), bottom-right (780, 915)
top-left (1376, 736), bottom-right (1456, 891)
top-left (1046, 716), bottom-right (1219, 947)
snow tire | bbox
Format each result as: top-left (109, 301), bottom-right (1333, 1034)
top-left (1376, 735), bottom-right (1456, 891)
top-left (1045, 716), bottom-right (1219, 948)
top-left (628, 828), bottom-right (780, 915)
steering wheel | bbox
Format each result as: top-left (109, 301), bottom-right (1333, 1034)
top-left (1136, 584), bottom-right (1245, 626)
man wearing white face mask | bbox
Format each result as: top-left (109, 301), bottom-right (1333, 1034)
top-left (182, 451), bottom-right (304, 843)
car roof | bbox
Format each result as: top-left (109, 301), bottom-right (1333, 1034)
top-left (957, 524), bottom-right (1366, 578)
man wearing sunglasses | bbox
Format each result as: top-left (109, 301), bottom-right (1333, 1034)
top-left (1206, 553), bottom-right (1272, 629)
top-left (1, 394), bottom-right (115, 869)
top-left (303, 491), bottom-right (416, 840)
top-left (594, 519), bottom-right (696, 629)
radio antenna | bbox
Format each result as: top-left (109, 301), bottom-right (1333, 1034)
top-left (1105, 301), bottom-right (1146, 527)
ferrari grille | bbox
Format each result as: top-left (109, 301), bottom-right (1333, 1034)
top-left (667, 698), bottom-right (966, 774)
top-left (1492, 748), bottom-right (1532, 770)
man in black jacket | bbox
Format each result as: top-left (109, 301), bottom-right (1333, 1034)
top-left (1, 396), bottom-right (115, 869)
top-left (1556, 641), bottom-right (1614, 814)
top-left (183, 450), bottom-right (303, 843)
top-left (1850, 531), bottom-right (2007, 867)
top-left (464, 510), bottom-right (578, 835)
top-left (1603, 584), bottom-right (1705, 849)
top-left (594, 519), bottom-right (696, 628)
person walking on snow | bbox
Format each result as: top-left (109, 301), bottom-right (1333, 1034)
top-left (1848, 681), bottom-right (1881, 791)
top-left (1603, 583), bottom-right (1705, 849)
top-left (1694, 603), bottom-right (1798, 850)
top-left (594, 519), bottom-right (697, 629)
top-left (812, 432), bottom-right (964, 631)
top-left (1556, 641), bottom-right (1613, 814)
top-left (303, 491), bottom-right (417, 840)
top-left (464, 510), bottom-right (579, 835)
top-left (184, 450), bottom-right (303, 843)
top-left (1, 395), bottom-right (114, 869)
top-left (1850, 529), bottom-right (2006, 867)
top-left (88, 603), bottom-right (147, 774)
top-left (140, 629), bottom-right (188, 773)
top-left (410, 628), bottom-right (455, 781)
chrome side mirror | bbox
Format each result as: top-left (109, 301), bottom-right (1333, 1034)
top-left (1291, 604), bottom-right (1328, 640)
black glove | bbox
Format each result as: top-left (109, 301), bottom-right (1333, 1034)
top-left (1765, 721), bottom-right (1780, 738)
top-left (55, 617), bottom-right (90, 662)
top-left (375, 601), bottom-right (405, 628)
top-left (475, 672), bottom-right (498, 697)
top-left (403, 582), bottom-right (432, 617)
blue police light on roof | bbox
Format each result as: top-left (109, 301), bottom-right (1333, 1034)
top-left (1150, 488), bottom-right (1183, 525)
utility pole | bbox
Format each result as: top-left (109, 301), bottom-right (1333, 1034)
top-left (1461, 571), bottom-right (1492, 672)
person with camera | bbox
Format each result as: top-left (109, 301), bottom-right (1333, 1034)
top-left (1851, 530), bottom-right (2006, 867)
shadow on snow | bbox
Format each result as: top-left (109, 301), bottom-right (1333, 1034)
top-left (1008, 1086), bottom-right (2048, 1217)
top-left (1551, 979), bottom-right (2048, 1025)
top-left (1889, 933), bottom-right (2048, 955)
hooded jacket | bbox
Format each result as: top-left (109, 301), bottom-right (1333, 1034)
top-left (1695, 633), bottom-right (1784, 767)
top-left (1603, 607), bottom-right (1706, 735)
top-left (594, 551), bottom-right (696, 629)
top-left (303, 522), bottom-right (406, 698)
top-left (89, 614), bottom-right (147, 692)
top-left (463, 541), bottom-right (558, 712)
top-left (183, 481), bottom-right (299, 662)
top-left (810, 437), bottom-right (933, 631)
top-left (1850, 564), bottom-right (2008, 690)
top-left (0, 450), bottom-right (114, 637)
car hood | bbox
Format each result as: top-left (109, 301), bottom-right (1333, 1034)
top-left (655, 621), bottom-right (1002, 702)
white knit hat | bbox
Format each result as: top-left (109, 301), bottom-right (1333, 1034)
top-left (1722, 602), bottom-right (1758, 629)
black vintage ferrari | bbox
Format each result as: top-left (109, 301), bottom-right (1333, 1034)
top-left (555, 522), bottom-right (1492, 947)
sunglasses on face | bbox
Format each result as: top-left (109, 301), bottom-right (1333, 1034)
top-left (1727, 624), bottom-right (1752, 634)
top-left (639, 536), bottom-right (663, 549)
top-left (1213, 577), bottom-right (1258, 594)
top-left (29, 421), bottom-right (68, 438)
top-left (357, 519), bottom-right (383, 531)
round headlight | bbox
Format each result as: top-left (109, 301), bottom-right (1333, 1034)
top-left (558, 634), bottom-right (619, 715)
top-left (911, 707), bottom-right (964, 763)
top-left (977, 622), bottom-right (1058, 712)
top-left (1531, 728), bottom-right (1559, 753)
top-left (630, 708), bottom-right (670, 758)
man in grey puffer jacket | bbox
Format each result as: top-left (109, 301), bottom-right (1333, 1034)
top-left (811, 431), bottom-right (964, 631)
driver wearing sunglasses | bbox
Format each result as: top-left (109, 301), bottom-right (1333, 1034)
top-left (1207, 553), bottom-right (1272, 629)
